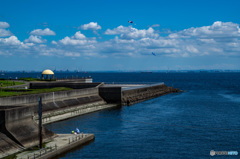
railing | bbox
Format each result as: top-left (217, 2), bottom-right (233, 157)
top-left (68, 133), bottom-right (87, 144)
top-left (19, 134), bottom-right (88, 159)
top-left (55, 77), bottom-right (92, 80)
top-left (104, 82), bottom-right (158, 85)
top-left (19, 145), bottom-right (57, 159)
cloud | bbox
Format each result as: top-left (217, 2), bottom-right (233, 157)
top-left (105, 26), bottom-right (159, 39)
top-left (51, 40), bottom-right (57, 45)
top-left (0, 22), bottom-right (13, 37)
top-left (105, 25), bottom-right (130, 35)
top-left (59, 37), bottom-right (87, 45)
top-left (0, 29), bottom-right (13, 37)
top-left (0, 36), bottom-right (22, 45)
top-left (169, 21), bottom-right (240, 39)
top-left (24, 35), bottom-right (47, 43)
top-left (30, 28), bottom-right (56, 36)
top-left (0, 22), bottom-right (10, 28)
top-left (80, 22), bottom-right (101, 30)
top-left (64, 52), bottom-right (81, 57)
top-left (73, 31), bottom-right (86, 39)
top-left (150, 24), bottom-right (160, 28)
top-left (1, 21), bottom-right (240, 60)
top-left (59, 31), bottom-right (96, 45)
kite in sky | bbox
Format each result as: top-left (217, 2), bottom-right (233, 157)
top-left (128, 21), bottom-right (134, 24)
top-left (152, 52), bottom-right (156, 56)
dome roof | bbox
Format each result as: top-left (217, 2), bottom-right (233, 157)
top-left (42, 69), bottom-right (54, 75)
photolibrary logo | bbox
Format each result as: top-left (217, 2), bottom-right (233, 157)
top-left (210, 150), bottom-right (238, 156)
top-left (210, 150), bottom-right (215, 156)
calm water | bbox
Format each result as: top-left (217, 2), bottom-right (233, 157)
top-left (38, 73), bottom-right (239, 158)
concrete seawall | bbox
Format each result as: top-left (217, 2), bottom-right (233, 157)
top-left (99, 87), bottom-right (122, 104)
top-left (99, 83), bottom-right (180, 106)
top-left (0, 106), bottom-right (55, 158)
top-left (0, 87), bottom-right (99, 106)
top-left (16, 134), bottom-right (95, 159)
top-left (0, 81), bottom-right (180, 158)
top-left (38, 134), bottom-right (95, 159)
top-left (122, 83), bottom-right (180, 105)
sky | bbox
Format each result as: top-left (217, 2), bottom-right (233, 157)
top-left (0, 0), bottom-right (240, 71)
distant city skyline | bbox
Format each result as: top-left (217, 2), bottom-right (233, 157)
top-left (0, 0), bottom-right (240, 71)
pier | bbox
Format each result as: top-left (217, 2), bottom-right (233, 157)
top-left (17, 134), bottom-right (95, 159)
top-left (0, 79), bottom-right (180, 158)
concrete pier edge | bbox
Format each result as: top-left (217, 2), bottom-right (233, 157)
top-left (0, 81), bottom-right (180, 158)
top-left (16, 134), bottom-right (95, 159)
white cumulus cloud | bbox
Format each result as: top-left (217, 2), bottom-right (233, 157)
top-left (24, 35), bottom-right (47, 43)
top-left (0, 36), bottom-right (22, 45)
top-left (59, 37), bottom-right (87, 45)
top-left (0, 29), bottom-right (13, 37)
top-left (30, 28), bottom-right (56, 36)
top-left (105, 26), bottom-right (159, 39)
top-left (59, 31), bottom-right (96, 45)
top-left (0, 22), bottom-right (10, 28)
top-left (1, 21), bottom-right (240, 59)
top-left (0, 22), bottom-right (13, 37)
top-left (169, 21), bottom-right (240, 39)
top-left (73, 31), bottom-right (86, 39)
top-left (81, 22), bottom-right (101, 30)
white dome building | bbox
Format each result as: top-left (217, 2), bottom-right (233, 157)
top-left (41, 69), bottom-right (54, 80)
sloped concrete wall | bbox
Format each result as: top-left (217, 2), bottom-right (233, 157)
top-left (31, 95), bottom-right (105, 113)
top-left (0, 87), bottom-right (98, 106)
top-left (0, 106), bottom-right (55, 152)
top-left (0, 132), bottom-right (23, 158)
top-left (4, 106), bottom-right (55, 148)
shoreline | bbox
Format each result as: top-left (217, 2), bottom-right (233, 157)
top-left (0, 81), bottom-right (180, 158)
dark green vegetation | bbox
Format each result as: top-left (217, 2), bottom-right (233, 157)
top-left (0, 80), bottom-right (24, 87)
top-left (0, 87), bottom-right (72, 97)
top-left (19, 78), bottom-right (56, 81)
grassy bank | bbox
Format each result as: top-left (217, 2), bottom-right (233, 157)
top-left (19, 78), bottom-right (56, 81)
top-left (0, 80), bottom-right (24, 87)
top-left (0, 87), bottom-right (72, 97)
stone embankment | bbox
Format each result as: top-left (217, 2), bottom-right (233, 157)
top-left (122, 84), bottom-right (180, 105)
top-left (99, 83), bottom-right (180, 106)
top-left (0, 81), bottom-right (180, 158)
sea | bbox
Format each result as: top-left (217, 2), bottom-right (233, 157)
top-left (5, 72), bottom-right (240, 158)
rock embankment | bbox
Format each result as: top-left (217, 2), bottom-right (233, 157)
top-left (121, 84), bottom-right (180, 105)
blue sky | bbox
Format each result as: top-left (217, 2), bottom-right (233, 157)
top-left (0, 0), bottom-right (240, 71)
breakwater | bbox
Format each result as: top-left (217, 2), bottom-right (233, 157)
top-left (99, 83), bottom-right (180, 105)
top-left (122, 83), bottom-right (179, 105)
top-left (0, 80), bottom-right (180, 158)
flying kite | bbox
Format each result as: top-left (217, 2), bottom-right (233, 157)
top-left (152, 52), bottom-right (156, 56)
top-left (128, 21), bottom-right (134, 24)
